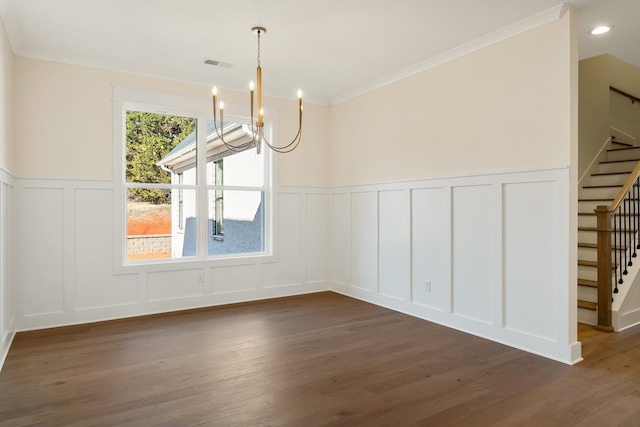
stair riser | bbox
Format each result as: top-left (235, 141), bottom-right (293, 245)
top-left (578, 249), bottom-right (632, 264)
top-left (578, 246), bottom-right (597, 261)
top-left (578, 215), bottom-right (596, 228)
top-left (578, 306), bottom-right (597, 325)
top-left (577, 230), bottom-right (635, 244)
top-left (589, 174), bottom-right (630, 186)
top-left (577, 247), bottom-right (625, 259)
top-left (579, 268), bottom-right (631, 286)
top-left (578, 285), bottom-right (597, 303)
top-left (576, 265), bottom-right (625, 282)
top-left (598, 161), bottom-right (637, 174)
top-left (578, 265), bottom-right (597, 281)
top-left (578, 218), bottom-right (637, 233)
top-left (578, 231), bottom-right (597, 245)
top-left (582, 187), bottom-right (624, 199)
top-left (606, 149), bottom-right (640, 162)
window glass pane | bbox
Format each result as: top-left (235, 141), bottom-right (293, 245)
top-left (207, 190), bottom-right (264, 255)
top-left (127, 189), bottom-right (196, 260)
top-left (126, 111), bottom-right (197, 184)
top-left (206, 120), bottom-right (264, 187)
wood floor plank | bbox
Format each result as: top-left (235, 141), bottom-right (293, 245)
top-left (1, 292), bottom-right (640, 426)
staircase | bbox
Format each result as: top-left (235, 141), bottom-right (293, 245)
top-left (578, 140), bottom-right (640, 325)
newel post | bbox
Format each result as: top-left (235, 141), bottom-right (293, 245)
top-left (595, 205), bottom-right (614, 331)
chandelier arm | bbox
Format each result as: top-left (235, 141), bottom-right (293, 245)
top-left (222, 129), bottom-right (258, 151)
top-left (260, 100), bottom-right (303, 152)
top-left (214, 134), bottom-right (256, 153)
top-left (221, 141), bottom-right (255, 153)
top-left (265, 135), bottom-right (301, 153)
top-left (212, 102), bottom-right (260, 152)
top-left (261, 114), bottom-right (302, 151)
top-left (261, 125), bottom-right (302, 153)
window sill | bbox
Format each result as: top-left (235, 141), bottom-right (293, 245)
top-left (113, 251), bottom-right (277, 275)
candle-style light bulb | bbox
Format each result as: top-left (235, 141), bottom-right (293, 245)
top-left (219, 101), bottom-right (224, 110)
top-left (250, 81), bottom-right (255, 90)
top-left (212, 87), bottom-right (218, 96)
top-left (297, 89), bottom-right (302, 99)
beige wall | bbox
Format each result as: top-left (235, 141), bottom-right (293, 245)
top-left (578, 55), bottom-right (610, 178)
top-left (11, 12), bottom-right (580, 189)
top-left (609, 55), bottom-right (640, 99)
top-left (608, 55), bottom-right (640, 144)
top-left (12, 57), bottom-right (330, 187)
top-left (329, 12), bottom-right (574, 187)
top-left (578, 54), bottom-right (640, 179)
top-left (0, 16), bottom-right (12, 172)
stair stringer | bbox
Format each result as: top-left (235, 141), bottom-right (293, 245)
top-left (579, 137), bottom-right (612, 187)
top-left (612, 243), bottom-right (640, 330)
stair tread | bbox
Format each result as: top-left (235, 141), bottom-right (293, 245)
top-left (578, 260), bottom-right (617, 269)
top-left (578, 226), bottom-right (637, 232)
top-left (578, 242), bottom-right (626, 250)
top-left (579, 199), bottom-right (638, 204)
top-left (607, 145), bottom-right (639, 151)
top-left (578, 300), bottom-right (598, 311)
top-left (583, 184), bottom-right (624, 189)
top-left (578, 278), bottom-right (598, 288)
top-left (578, 212), bottom-right (635, 216)
top-left (591, 171), bottom-right (633, 176)
top-left (600, 159), bottom-right (640, 164)
top-left (611, 142), bottom-right (634, 148)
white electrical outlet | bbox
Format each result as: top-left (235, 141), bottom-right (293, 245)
top-left (425, 280), bottom-right (431, 292)
top-left (197, 272), bottom-right (204, 282)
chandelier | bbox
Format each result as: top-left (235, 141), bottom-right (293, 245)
top-left (212, 27), bottom-right (303, 154)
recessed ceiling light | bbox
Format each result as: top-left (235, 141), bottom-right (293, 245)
top-left (590, 25), bottom-right (612, 35)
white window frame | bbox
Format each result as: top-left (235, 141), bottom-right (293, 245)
top-left (112, 86), bottom-right (279, 274)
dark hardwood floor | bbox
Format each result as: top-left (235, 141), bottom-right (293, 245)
top-left (1, 292), bottom-right (640, 426)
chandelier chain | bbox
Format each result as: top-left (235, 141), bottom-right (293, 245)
top-left (257, 30), bottom-right (261, 67)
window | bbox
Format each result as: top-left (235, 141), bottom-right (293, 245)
top-left (114, 87), bottom-right (273, 267)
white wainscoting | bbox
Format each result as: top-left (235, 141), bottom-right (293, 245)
top-left (14, 180), bottom-right (330, 331)
top-left (330, 168), bottom-right (580, 364)
top-left (0, 168), bottom-right (15, 369)
top-left (9, 170), bottom-right (581, 365)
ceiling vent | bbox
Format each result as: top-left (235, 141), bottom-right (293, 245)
top-left (204, 59), bottom-right (233, 68)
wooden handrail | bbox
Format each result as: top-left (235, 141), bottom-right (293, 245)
top-left (610, 86), bottom-right (640, 104)
top-left (611, 159), bottom-right (640, 210)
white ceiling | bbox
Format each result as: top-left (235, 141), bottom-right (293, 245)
top-left (0, 0), bottom-right (636, 105)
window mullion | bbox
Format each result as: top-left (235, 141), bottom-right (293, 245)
top-left (196, 115), bottom-right (208, 260)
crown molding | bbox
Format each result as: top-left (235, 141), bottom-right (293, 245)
top-left (329, 3), bottom-right (568, 106)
